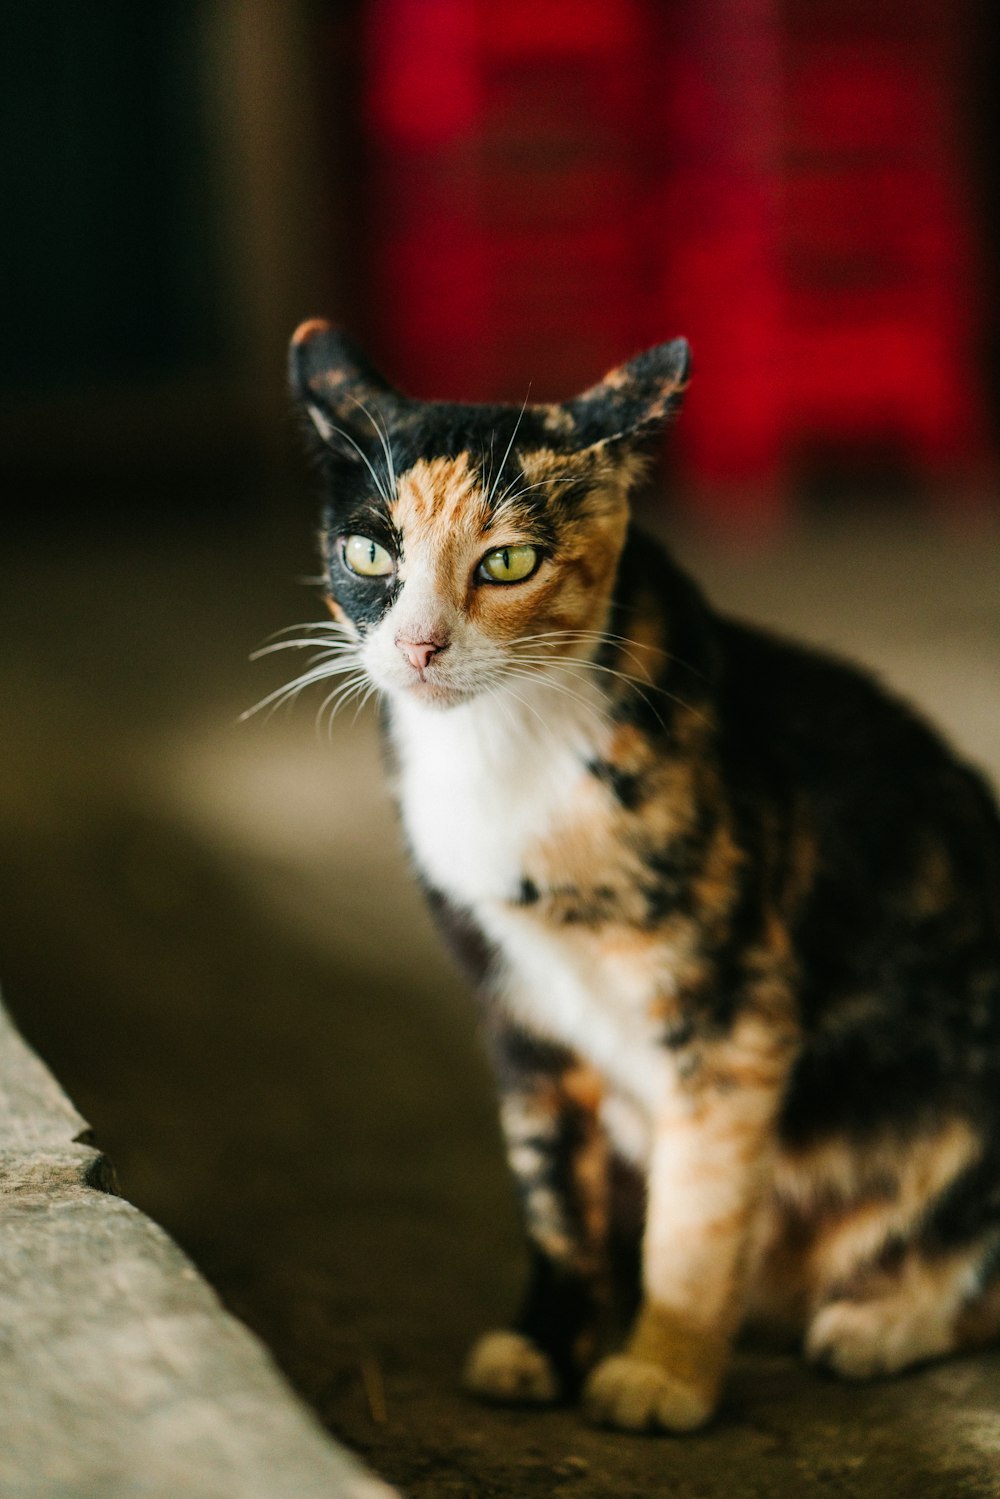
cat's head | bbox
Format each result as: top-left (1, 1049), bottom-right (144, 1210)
top-left (288, 321), bottom-right (689, 712)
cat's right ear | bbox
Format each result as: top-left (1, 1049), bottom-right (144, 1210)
top-left (288, 319), bottom-right (401, 458)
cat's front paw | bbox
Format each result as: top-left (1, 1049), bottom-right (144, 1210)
top-left (583, 1353), bottom-right (714, 1433)
top-left (463, 1330), bottom-right (560, 1405)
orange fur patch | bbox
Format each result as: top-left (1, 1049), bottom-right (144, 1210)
top-left (628, 1302), bottom-right (730, 1406)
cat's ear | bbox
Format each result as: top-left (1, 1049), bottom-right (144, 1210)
top-left (564, 338), bottom-right (691, 446)
top-left (289, 319), bottom-right (401, 458)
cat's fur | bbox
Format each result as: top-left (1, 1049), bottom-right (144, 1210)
top-left (287, 318), bottom-right (1000, 1432)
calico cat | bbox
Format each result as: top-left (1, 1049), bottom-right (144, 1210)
top-left (284, 318), bottom-right (1000, 1433)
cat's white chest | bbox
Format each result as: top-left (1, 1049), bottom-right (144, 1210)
top-left (389, 688), bottom-right (673, 1150)
top-left (390, 690), bottom-right (590, 906)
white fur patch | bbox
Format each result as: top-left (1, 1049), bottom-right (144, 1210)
top-left (805, 1296), bottom-right (955, 1380)
top-left (583, 1353), bottom-right (713, 1432)
top-left (463, 1330), bottom-right (559, 1404)
top-left (390, 679), bottom-right (598, 905)
top-left (391, 681), bottom-right (675, 1131)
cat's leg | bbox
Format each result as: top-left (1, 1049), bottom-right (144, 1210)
top-left (805, 1136), bottom-right (1000, 1379)
top-left (464, 1025), bottom-right (609, 1404)
top-left (806, 1244), bottom-right (1000, 1378)
top-left (584, 1009), bottom-right (795, 1432)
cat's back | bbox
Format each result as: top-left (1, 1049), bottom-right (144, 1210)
top-left (714, 610), bottom-right (1000, 857)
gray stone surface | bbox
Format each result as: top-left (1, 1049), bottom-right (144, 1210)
top-left (0, 1000), bottom-right (397, 1499)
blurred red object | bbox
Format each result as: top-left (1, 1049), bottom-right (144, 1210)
top-left (360, 0), bottom-right (991, 521)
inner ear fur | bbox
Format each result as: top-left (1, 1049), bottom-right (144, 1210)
top-left (563, 337), bottom-right (691, 445)
top-left (288, 319), bottom-right (402, 451)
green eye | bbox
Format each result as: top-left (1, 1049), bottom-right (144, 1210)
top-left (343, 534), bottom-right (394, 577)
top-left (478, 544), bottom-right (539, 584)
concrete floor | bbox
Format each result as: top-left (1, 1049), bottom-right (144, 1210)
top-left (2, 502), bottom-right (1000, 1496)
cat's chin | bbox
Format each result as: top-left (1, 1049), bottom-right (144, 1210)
top-left (392, 678), bottom-right (479, 711)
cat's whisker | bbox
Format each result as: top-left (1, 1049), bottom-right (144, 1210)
top-left (317, 671), bottom-right (373, 738)
top-left (255, 619), bottom-right (359, 646)
top-left (509, 627), bottom-right (663, 683)
top-left (351, 396), bottom-right (398, 500)
top-left (501, 682), bottom-right (599, 738)
top-left (512, 626), bottom-right (711, 685)
top-left (250, 638), bottom-right (359, 660)
top-left (515, 653), bottom-right (707, 733)
top-left (512, 628), bottom-right (714, 712)
top-left (318, 668), bottom-right (372, 730)
top-left (513, 625), bottom-right (654, 661)
top-left (324, 417), bottom-right (393, 505)
top-left (569, 623), bottom-right (710, 686)
top-left (487, 391), bottom-right (530, 510)
top-left (351, 677), bottom-right (382, 727)
top-left (488, 476), bottom-right (580, 533)
top-left (490, 473), bottom-right (578, 513)
top-left (489, 681), bottom-right (521, 737)
top-left (478, 438), bottom-right (493, 510)
top-left (502, 668), bottom-right (609, 731)
top-left (493, 677), bottom-right (552, 736)
top-left (512, 653), bottom-right (683, 734)
top-left (240, 656), bottom-right (365, 722)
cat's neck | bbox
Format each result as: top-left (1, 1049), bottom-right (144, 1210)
top-left (388, 662), bottom-right (608, 768)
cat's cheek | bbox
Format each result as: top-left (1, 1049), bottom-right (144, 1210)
top-left (469, 569), bottom-right (587, 643)
top-left (468, 588), bottom-right (545, 642)
top-left (323, 594), bottom-right (350, 627)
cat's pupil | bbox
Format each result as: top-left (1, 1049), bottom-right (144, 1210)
top-left (502, 548), bottom-right (509, 571)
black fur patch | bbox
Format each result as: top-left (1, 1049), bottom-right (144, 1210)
top-left (587, 758), bottom-right (644, 811)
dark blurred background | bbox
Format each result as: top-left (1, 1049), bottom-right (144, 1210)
top-left (6, 0), bottom-right (1000, 522)
top-left (3, 5), bottom-right (1000, 1495)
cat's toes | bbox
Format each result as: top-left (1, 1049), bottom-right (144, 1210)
top-left (463, 1330), bottom-right (560, 1405)
top-left (806, 1299), bottom-right (946, 1381)
top-left (806, 1301), bottom-right (890, 1379)
top-left (583, 1353), bottom-right (714, 1433)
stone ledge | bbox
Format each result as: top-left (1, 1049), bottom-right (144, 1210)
top-left (0, 998), bottom-right (398, 1499)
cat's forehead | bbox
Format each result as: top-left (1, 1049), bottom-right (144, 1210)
top-left (324, 400), bottom-right (616, 542)
top-left (389, 453), bottom-right (485, 548)
top-left (388, 447), bottom-right (582, 556)
top-left (381, 398), bottom-right (587, 468)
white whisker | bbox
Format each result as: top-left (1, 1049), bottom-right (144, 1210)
top-left (323, 418), bottom-right (392, 505)
top-left (512, 627), bottom-right (712, 686)
top-left (490, 473), bottom-right (578, 514)
top-left (256, 619), bottom-right (359, 644)
top-left (493, 677), bottom-right (550, 734)
top-left (239, 656), bottom-right (364, 722)
top-left (501, 665), bottom-right (607, 727)
top-left (351, 677), bottom-right (382, 726)
top-left (487, 390), bottom-right (530, 509)
top-left (318, 671), bottom-right (372, 737)
top-left (351, 396), bottom-right (398, 500)
top-left (250, 638), bottom-right (359, 660)
top-left (513, 652), bottom-right (708, 732)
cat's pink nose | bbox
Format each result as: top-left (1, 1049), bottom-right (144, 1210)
top-left (396, 636), bottom-right (449, 672)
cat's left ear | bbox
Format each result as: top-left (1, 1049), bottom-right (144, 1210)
top-left (289, 319), bottom-right (402, 455)
top-left (564, 338), bottom-right (691, 445)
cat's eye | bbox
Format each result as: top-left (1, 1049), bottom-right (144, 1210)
top-left (342, 534), bottom-right (394, 578)
top-left (478, 544), bottom-right (540, 585)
